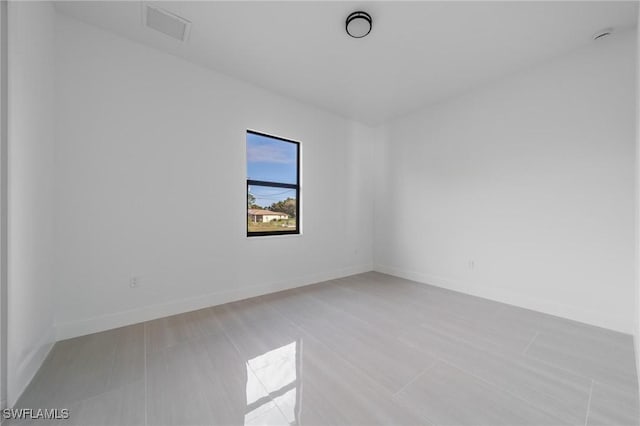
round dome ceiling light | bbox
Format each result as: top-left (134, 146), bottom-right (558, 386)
top-left (346, 11), bottom-right (372, 38)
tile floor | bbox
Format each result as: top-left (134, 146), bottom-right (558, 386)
top-left (9, 272), bottom-right (640, 425)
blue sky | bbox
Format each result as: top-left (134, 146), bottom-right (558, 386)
top-left (247, 132), bottom-right (298, 208)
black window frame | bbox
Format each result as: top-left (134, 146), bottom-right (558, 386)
top-left (246, 130), bottom-right (300, 237)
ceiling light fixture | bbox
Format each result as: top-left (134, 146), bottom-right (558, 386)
top-left (346, 11), bottom-right (372, 39)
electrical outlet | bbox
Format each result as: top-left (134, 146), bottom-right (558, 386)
top-left (129, 276), bottom-right (141, 288)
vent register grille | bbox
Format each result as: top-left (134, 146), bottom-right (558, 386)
top-left (143, 4), bottom-right (191, 42)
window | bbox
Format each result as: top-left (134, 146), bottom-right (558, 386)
top-left (246, 130), bottom-right (300, 237)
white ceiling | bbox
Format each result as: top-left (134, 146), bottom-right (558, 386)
top-left (55, 1), bottom-right (638, 125)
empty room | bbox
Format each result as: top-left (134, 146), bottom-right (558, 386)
top-left (1, 0), bottom-right (640, 425)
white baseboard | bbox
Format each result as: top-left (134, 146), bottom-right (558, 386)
top-left (374, 264), bottom-right (633, 335)
top-left (55, 264), bottom-right (373, 340)
top-left (8, 327), bottom-right (55, 408)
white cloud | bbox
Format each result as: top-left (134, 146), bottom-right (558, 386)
top-left (247, 143), bottom-right (294, 164)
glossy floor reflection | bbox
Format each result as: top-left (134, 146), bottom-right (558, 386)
top-left (10, 272), bottom-right (640, 425)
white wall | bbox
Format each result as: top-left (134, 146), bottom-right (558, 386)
top-left (7, 1), bottom-right (56, 407)
top-left (375, 30), bottom-right (637, 333)
top-left (53, 14), bottom-right (374, 339)
top-left (0, 0), bottom-right (7, 411)
top-left (635, 6), bottom-right (640, 390)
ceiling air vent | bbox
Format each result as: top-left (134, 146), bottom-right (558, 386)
top-left (143, 4), bottom-right (191, 42)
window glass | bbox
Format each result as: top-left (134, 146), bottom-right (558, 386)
top-left (246, 131), bottom-right (299, 237)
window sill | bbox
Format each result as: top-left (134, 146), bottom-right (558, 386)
top-left (246, 232), bottom-right (303, 240)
